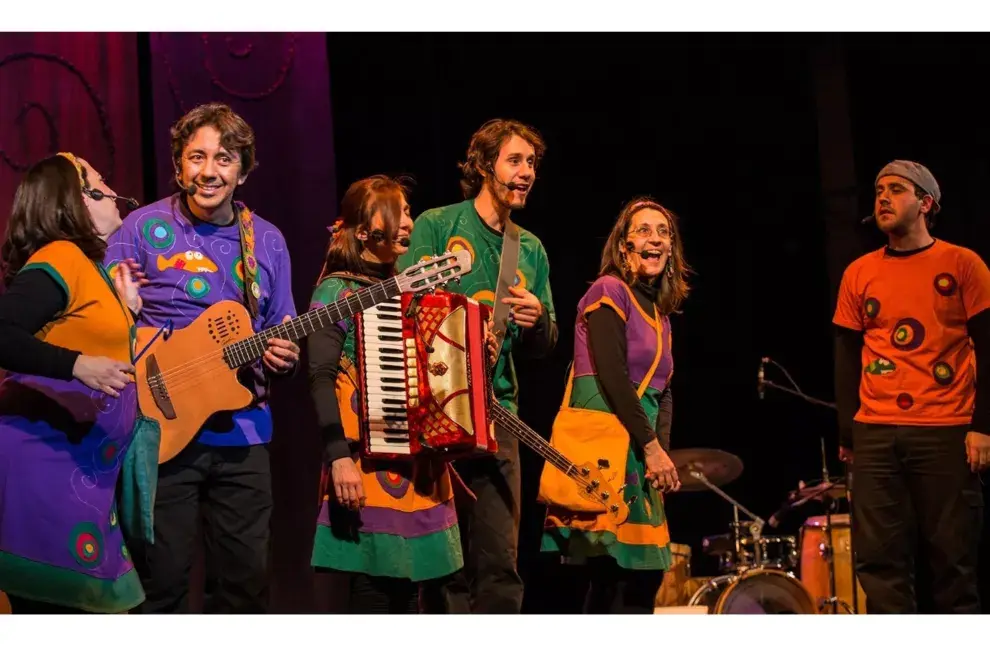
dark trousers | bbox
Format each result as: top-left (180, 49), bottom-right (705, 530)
top-left (129, 442), bottom-right (273, 613)
top-left (7, 595), bottom-right (90, 614)
top-left (347, 573), bottom-right (419, 614)
top-left (569, 557), bottom-right (663, 614)
top-left (852, 422), bottom-right (983, 614)
top-left (434, 423), bottom-right (523, 613)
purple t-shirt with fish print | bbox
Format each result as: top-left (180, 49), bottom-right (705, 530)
top-left (104, 193), bottom-right (297, 447)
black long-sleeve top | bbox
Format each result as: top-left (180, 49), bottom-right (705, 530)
top-left (587, 278), bottom-right (673, 452)
top-left (0, 269), bottom-right (79, 379)
top-left (517, 304), bottom-right (558, 360)
top-left (308, 260), bottom-right (394, 463)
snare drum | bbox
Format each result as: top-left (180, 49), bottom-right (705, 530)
top-left (799, 514), bottom-right (867, 613)
top-left (688, 569), bottom-right (817, 614)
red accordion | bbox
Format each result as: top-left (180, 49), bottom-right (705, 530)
top-left (354, 290), bottom-right (497, 461)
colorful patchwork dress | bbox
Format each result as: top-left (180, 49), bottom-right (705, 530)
top-left (541, 275), bottom-right (674, 571)
top-left (309, 273), bottom-right (463, 582)
top-left (0, 241), bottom-right (143, 612)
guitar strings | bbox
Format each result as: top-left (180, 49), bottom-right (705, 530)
top-left (491, 406), bottom-right (618, 511)
top-left (147, 280), bottom-right (395, 387)
top-left (148, 258), bottom-right (458, 388)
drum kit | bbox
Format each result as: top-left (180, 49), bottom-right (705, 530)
top-left (655, 446), bottom-right (866, 615)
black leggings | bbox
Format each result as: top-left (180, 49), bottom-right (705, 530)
top-left (348, 573), bottom-right (420, 614)
top-left (584, 556), bottom-right (664, 614)
top-left (7, 595), bottom-right (91, 614)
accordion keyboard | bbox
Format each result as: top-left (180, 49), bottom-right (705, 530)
top-left (359, 297), bottom-right (416, 455)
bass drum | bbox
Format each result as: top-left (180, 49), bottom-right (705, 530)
top-left (688, 569), bottom-right (817, 614)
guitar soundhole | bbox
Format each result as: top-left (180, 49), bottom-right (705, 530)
top-left (207, 314), bottom-right (243, 345)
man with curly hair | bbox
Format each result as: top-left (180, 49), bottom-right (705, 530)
top-left (398, 118), bottom-right (558, 613)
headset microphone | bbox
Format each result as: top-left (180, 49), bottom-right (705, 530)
top-left (85, 188), bottom-right (139, 211)
top-left (369, 229), bottom-right (411, 247)
top-left (486, 166), bottom-right (530, 192)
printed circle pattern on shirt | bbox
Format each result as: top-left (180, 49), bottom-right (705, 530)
top-left (833, 240), bottom-right (990, 426)
top-left (397, 200), bottom-right (557, 412)
top-left (142, 217), bottom-right (176, 250)
top-left (103, 195), bottom-right (297, 448)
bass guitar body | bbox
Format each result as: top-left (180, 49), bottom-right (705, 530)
top-left (135, 300), bottom-right (255, 464)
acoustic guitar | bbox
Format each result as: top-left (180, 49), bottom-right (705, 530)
top-left (136, 251), bottom-right (472, 464)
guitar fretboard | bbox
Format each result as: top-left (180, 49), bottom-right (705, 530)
top-left (222, 278), bottom-right (401, 369)
top-left (490, 404), bottom-right (579, 479)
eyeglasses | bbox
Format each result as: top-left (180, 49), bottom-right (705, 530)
top-left (628, 225), bottom-right (673, 240)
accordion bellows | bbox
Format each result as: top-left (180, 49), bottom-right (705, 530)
top-left (354, 290), bottom-right (497, 461)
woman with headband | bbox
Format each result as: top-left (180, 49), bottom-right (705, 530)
top-left (539, 196), bottom-right (689, 614)
top-left (0, 152), bottom-right (146, 613)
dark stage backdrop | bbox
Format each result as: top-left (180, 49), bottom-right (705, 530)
top-left (1, 32), bottom-right (988, 613)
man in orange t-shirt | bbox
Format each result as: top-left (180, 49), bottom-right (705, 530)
top-left (833, 160), bottom-right (990, 614)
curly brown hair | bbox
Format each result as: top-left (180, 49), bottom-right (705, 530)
top-left (458, 118), bottom-right (545, 199)
top-left (318, 175), bottom-right (411, 281)
top-left (598, 196), bottom-right (691, 316)
top-left (170, 103), bottom-right (257, 177)
top-left (1, 154), bottom-right (106, 285)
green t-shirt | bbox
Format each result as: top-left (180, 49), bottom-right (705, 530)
top-left (397, 199), bottom-right (556, 412)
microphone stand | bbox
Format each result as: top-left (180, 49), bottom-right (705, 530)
top-left (758, 357), bottom-right (860, 614)
top-left (760, 378), bottom-right (837, 410)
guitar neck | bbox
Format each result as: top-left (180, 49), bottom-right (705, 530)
top-left (490, 403), bottom-right (578, 478)
top-left (225, 277), bottom-right (401, 368)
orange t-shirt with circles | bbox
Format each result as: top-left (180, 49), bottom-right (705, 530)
top-left (833, 239), bottom-right (990, 426)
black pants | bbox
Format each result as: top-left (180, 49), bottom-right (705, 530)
top-left (566, 556), bottom-right (663, 614)
top-left (584, 557), bottom-right (664, 614)
top-left (433, 423), bottom-right (523, 613)
top-left (852, 422), bottom-right (983, 614)
top-left (7, 595), bottom-right (90, 614)
top-left (129, 442), bottom-right (273, 613)
top-left (345, 573), bottom-right (419, 614)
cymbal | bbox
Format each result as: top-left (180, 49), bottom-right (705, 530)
top-left (793, 480), bottom-right (847, 502)
top-left (669, 448), bottom-right (744, 491)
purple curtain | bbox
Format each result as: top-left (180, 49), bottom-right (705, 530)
top-left (148, 32), bottom-right (337, 612)
top-left (0, 33), bottom-right (144, 239)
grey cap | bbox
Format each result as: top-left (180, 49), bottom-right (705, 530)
top-left (875, 160), bottom-right (941, 214)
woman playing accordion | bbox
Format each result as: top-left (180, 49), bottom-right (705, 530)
top-left (307, 175), bottom-right (472, 613)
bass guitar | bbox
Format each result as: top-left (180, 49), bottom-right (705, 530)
top-left (490, 404), bottom-right (629, 525)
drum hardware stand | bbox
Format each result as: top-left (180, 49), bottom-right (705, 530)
top-left (844, 462), bottom-right (859, 614)
top-left (815, 437), bottom-right (853, 614)
top-left (759, 358), bottom-right (861, 613)
top-left (687, 465), bottom-right (766, 568)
